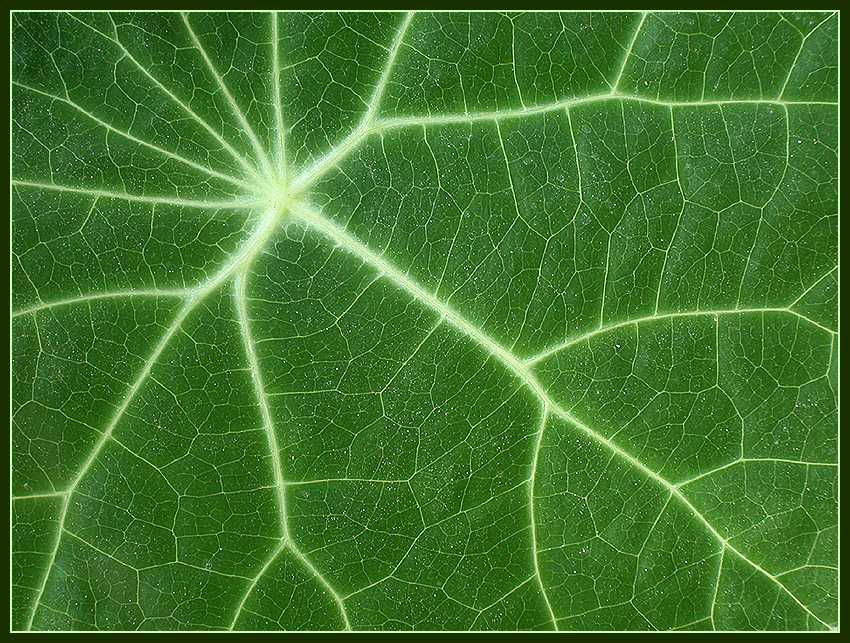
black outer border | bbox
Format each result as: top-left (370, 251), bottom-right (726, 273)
top-left (1, 4), bottom-right (844, 640)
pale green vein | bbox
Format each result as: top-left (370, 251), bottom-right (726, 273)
top-left (790, 266), bottom-right (838, 308)
top-left (547, 405), bottom-right (832, 630)
top-left (234, 274), bottom-right (289, 539)
top-left (779, 12), bottom-right (835, 100)
top-left (288, 545), bottom-right (352, 631)
top-left (474, 576), bottom-right (537, 623)
top-left (365, 11), bottom-right (414, 124)
top-left (63, 528), bottom-right (139, 573)
top-left (13, 289), bottom-right (190, 319)
top-left (229, 540), bottom-right (285, 630)
top-left (528, 405), bottom-right (558, 630)
top-left (285, 477), bottom-right (410, 486)
top-left (709, 547), bottom-right (726, 630)
top-left (232, 271), bottom-right (351, 631)
top-left (26, 298), bottom-right (195, 630)
top-left (776, 564), bottom-right (839, 577)
top-left (526, 306), bottom-right (837, 366)
top-left (292, 203), bottom-right (526, 376)
top-left (23, 202), bottom-right (289, 630)
top-left (675, 458), bottom-right (838, 488)
top-left (12, 81), bottom-right (257, 192)
top-left (12, 491), bottom-right (67, 502)
top-left (374, 95), bottom-right (837, 132)
top-left (11, 179), bottom-right (263, 209)
top-left (288, 11), bottom-right (413, 195)
top-left (271, 11), bottom-right (286, 180)
top-left (611, 12), bottom-right (646, 92)
top-left (288, 91), bottom-right (836, 198)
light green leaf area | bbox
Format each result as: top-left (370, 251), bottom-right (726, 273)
top-left (11, 11), bottom-right (838, 632)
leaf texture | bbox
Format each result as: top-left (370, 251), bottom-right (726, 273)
top-left (11, 11), bottom-right (838, 632)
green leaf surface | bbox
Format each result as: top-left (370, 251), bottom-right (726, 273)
top-left (11, 11), bottom-right (838, 632)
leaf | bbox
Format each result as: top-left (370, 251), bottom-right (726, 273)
top-left (11, 10), bottom-right (838, 632)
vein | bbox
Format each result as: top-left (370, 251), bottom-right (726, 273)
top-left (288, 91), bottom-right (836, 197)
top-left (675, 458), bottom-right (837, 488)
top-left (545, 403), bottom-right (832, 630)
top-left (232, 269), bottom-right (351, 631)
top-left (526, 306), bottom-right (837, 365)
top-left (234, 274), bottom-right (288, 539)
top-left (287, 12), bottom-right (413, 195)
top-left (790, 266), bottom-right (838, 308)
top-left (374, 95), bottom-right (837, 132)
top-left (228, 542), bottom-right (352, 631)
top-left (11, 179), bottom-right (262, 209)
top-left (12, 491), bottom-right (68, 502)
top-left (181, 13), bottom-right (276, 181)
top-left (655, 107), bottom-right (685, 314)
top-left (13, 288), bottom-right (190, 318)
top-left (291, 201), bottom-right (832, 630)
top-left (229, 540), bottom-right (284, 629)
top-left (709, 547), bottom-right (725, 630)
top-left (611, 12), bottom-right (647, 92)
top-left (12, 81), bottom-right (257, 192)
top-left (364, 12), bottom-right (414, 124)
top-left (24, 202), bottom-right (292, 628)
top-left (528, 405), bottom-right (558, 630)
top-left (271, 11), bottom-right (286, 179)
top-left (291, 203), bottom-right (525, 375)
top-left (288, 545), bottom-right (352, 631)
top-left (779, 12), bottom-right (835, 100)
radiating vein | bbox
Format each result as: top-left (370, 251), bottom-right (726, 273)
top-left (288, 91), bottom-right (836, 198)
top-left (13, 288), bottom-right (190, 319)
top-left (232, 272), bottom-right (351, 631)
top-left (779, 12), bottom-right (835, 99)
top-left (234, 274), bottom-right (288, 539)
top-left (675, 458), bottom-right (837, 488)
top-left (525, 306), bottom-right (837, 365)
top-left (528, 405), bottom-right (558, 630)
top-left (611, 12), bottom-right (646, 92)
top-left (13, 81), bottom-right (258, 192)
top-left (271, 11), bottom-right (286, 179)
top-left (288, 11), bottom-right (413, 194)
top-left (375, 95), bottom-right (837, 132)
top-left (11, 180), bottom-right (263, 209)
top-left (11, 10), bottom-right (839, 632)
top-left (790, 266), bottom-right (838, 307)
top-left (364, 12), bottom-right (414, 123)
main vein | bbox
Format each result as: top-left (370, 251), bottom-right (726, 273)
top-left (231, 273), bottom-right (351, 631)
